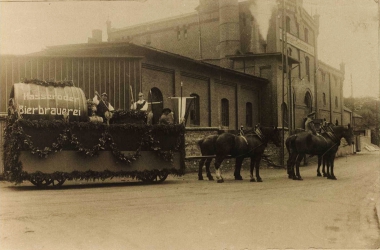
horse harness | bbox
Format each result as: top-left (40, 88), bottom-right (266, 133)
top-left (235, 127), bottom-right (267, 158)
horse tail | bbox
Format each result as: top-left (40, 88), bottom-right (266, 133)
top-left (285, 134), bottom-right (296, 154)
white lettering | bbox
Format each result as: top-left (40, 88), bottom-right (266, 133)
top-left (19, 105), bottom-right (24, 114)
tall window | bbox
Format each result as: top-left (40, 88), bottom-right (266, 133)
top-left (323, 93), bottom-right (326, 106)
top-left (286, 16), bottom-right (291, 32)
top-left (304, 92), bottom-right (312, 113)
top-left (335, 96), bottom-right (339, 108)
top-left (304, 28), bottom-right (309, 43)
top-left (189, 94), bottom-right (200, 126)
top-left (305, 56), bottom-right (310, 81)
top-left (177, 26), bottom-right (181, 40)
top-left (281, 103), bottom-right (288, 128)
top-left (246, 102), bottom-right (253, 127)
top-left (183, 25), bottom-right (188, 39)
top-left (221, 98), bottom-right (229, 127)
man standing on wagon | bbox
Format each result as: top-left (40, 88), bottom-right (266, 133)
top-left (93, 91), bottom-right (114, 121)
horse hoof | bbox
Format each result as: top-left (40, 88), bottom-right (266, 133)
top-left (198, 176), bottom-right (204, 181)
top-left (288, 175), bottom-right (293, 179)
top-left (234, 176), bottom-right (243, 180)
top-left (217, 179), bottom-right (224, 183)
top-left (257, 178), bottom-right (263, 182)
top-left (250, 178), bottom-right (256, 182)
top-left (317, 173), bottom-right (322, 177)
top-left (208, 177), bottom-right (214, 181)
top-left (293, 176), bottom-right (303, 181)
top-left (323, 173), bottom-right (328, 177)
top-left (328, 176), bottom-right (337, 180)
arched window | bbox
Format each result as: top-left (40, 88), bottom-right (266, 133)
top-left (335, 96), bottom-right (339, 108)
top-left (189, 93), bottom-right (200, 126)
top-left (221, 98), bottom-right (229, 127)
top-left (323, 93), bottom-right (326, 106)
top-left (304, 92), bottom-right (312, 113)
top-left (305, 56), bottom-right (310, 81)
top-left (286, 16), bottom-right (291, 32)
top-left (246, 102), bottom-right (253, 127)
top-left (149, 87), bottom-right (163, 125)
top-left (304, 27), bottom-right (309, 43)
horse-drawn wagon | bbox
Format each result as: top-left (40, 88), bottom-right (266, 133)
top-left (3, 80), bottom-right (185, 187)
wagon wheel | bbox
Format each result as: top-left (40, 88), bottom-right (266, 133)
top-left (140, 172), bottom-right (168, 183)
top-left (30, 178), bottom-right (53, 187)
top-left (51, 177), bottom-right (66, 187)
top-left (155, 172), bottom-right (168, 183)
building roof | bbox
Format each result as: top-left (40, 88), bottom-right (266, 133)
top-left (28, 41), bottom-right (269, 83)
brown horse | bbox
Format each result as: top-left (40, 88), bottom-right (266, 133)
top-left (213, 126), bottom-right (281, 183)
top-left (286, 124), bottom-right (354, 180)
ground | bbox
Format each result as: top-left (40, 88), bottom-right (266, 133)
top-left (0, 151), bottom-right (379, 250)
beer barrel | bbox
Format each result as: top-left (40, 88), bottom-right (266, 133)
top-left (10, 82), bottom-right (88, 122)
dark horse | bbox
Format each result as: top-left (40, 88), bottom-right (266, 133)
top-left (197, 135), bottom-right (218, 180)
top-left (213, 126), bottom-right (281, 183)
top-left (286, 124), bottom-right (354, 180)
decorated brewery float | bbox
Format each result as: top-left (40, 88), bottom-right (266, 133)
top-left (3, 79), bottom-right (185, 187)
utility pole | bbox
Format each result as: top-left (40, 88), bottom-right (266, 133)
top-left (281, 0), bottom-right (286, 168)
top-left (376, 0), bottom-right (380, 145)
top-left (377, 0), bottom-right (380, 145)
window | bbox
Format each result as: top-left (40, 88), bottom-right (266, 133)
top-left (246, 102), bottom-right (253, 127)
top-left (304, 92), bottom-right (312, 112)
top-left (189, 94), bottom-right (200, 126)
top-left (286, 16), bottom-right (291, 32)
top-left (281, 103), bottom-right (288, 127)
top-left (305, 56), bottom-right (310, 81)
top-left (304, 28), bottom-right (309, 43)
top-left (321, 71), bottom-right (325, 82)
top-left (221, 98), bottom-right (229, 127)
top-left (323, 93), bottom-right (326, 106)
top-left (242, 13), bottom-right (246, 26)
top-left (177, 27), bottom-right (181, 40)
top-left (183, 25), bottom-right (188, 39)
top-left (296, 23), bottom-right (300, 37)
top-left (335, 96), bottom-right (339, 108)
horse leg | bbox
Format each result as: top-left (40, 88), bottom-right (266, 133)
top-left (287, 153), bottom-right (296, 179)
top-left (214, 155), bottom-right (225, 183)
top-left (254, 155), bottom-right (263, 182)
top-left (198, 158), bottom-right (206, 180)
top-left (322, 157), bottom-right (328, 177)
top-left (205, 158), bottom-right (214, 181)
top-left (250, 156), bottom-right (256, 182)
top-left (325, 156), bottom-right (331, 179)
top-left (234, 157), bottom-right (244, 180)
top-left (317, 155), bottom-right (322, 177)
top-left (294, 154), bottom-right (303, 180)
top-left (328, 155), bottom-right (337, 180)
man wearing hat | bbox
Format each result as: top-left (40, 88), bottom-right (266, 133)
top-left (305, 111), bottom-right (317, 135)
top-left (130, 92), bottom-right (148, 111)
top-left (159, 108), bottom-right (174, 125)
top-left (93, 91), bottom-right (114, 120)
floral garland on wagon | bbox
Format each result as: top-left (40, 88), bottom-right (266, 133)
top-left (3, 116), bottom-right (185, 184)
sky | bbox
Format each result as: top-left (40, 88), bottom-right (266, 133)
top-left (0, 0), bottom-right (378, 98)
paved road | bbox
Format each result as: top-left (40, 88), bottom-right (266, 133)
top-left (1, 151), bottom-right (379, 250)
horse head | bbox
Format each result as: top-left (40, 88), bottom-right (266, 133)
top-left (258, 125), bottom-right (281, 147)
top-left (332, 124), bottom-right (354, 145)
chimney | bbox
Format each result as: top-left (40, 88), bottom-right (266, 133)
top-left (219, 0), bottom-right (240, 64)
top-left (88, 29), bottom-right (102, 43)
